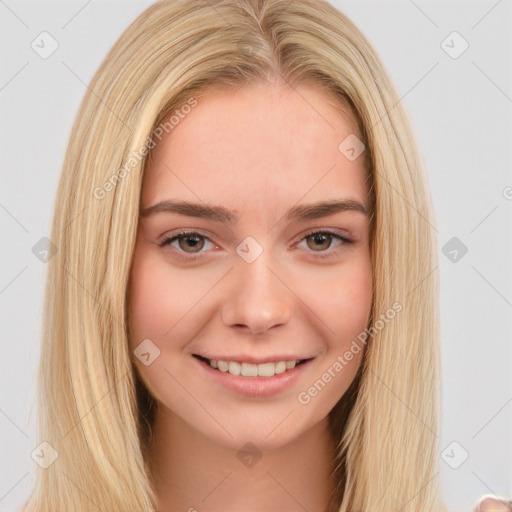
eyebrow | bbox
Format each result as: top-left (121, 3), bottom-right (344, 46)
top-left (140, 198), bottom-right (369, 223)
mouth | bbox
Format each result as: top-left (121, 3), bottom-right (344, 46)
top-left (192, 354), bottom-right (313, 378)
top-left (192, 353), bottom-right (315, 397)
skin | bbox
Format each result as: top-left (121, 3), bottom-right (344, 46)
top-left (128, 82), bottom-right (373, 512)
top-left (476, 498), bottom-right (512, 511)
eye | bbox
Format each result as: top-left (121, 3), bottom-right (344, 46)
top-left (295, 229), bottom-right (353, 259)
top-left (158, 228), bottom-right (353, 261)
top-left (158, 230), bottom-right (215, 258)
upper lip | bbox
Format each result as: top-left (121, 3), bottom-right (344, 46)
top-left (193, 353), bottom-right (314, 364)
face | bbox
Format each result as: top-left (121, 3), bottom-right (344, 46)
top-left (128, 82), bottom-right (373, 451)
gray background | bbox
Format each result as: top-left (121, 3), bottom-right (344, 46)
top-left (0, 1), bottom-right (511, 511)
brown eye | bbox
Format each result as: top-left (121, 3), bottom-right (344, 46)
top-left (297, 229), bottom-right (353, 260)
top-left (305, 232), bottom-right (334, 251)
top-left (176, 234), bottom-right (205, 253)
top-left (159, 231), bottom-right (214, 256)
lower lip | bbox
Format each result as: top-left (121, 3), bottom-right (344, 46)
top-left (193, 356), bottom-right (314, 398)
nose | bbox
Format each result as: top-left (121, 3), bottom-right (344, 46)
top-left (221, 253), bottom-right (293, 335)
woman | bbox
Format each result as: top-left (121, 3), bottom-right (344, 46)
top-left (23, 0), bottom-right (500, 510)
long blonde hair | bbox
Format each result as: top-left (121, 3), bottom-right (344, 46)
top-left (23, 0), bottom-right (445, 510)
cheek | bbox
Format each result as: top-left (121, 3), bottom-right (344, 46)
top-left (128, 247), bottom-right (204, 348)
top-left (128, 254), bottom-right (169, 348)
top-left (333, 262), bottom-right (373, 333)
top-left (300, 254), bottom-right (373, 342)
top-left (293, 258), bottom-right (371, 412)
top-left (127, 248), bottom-right (194, 403)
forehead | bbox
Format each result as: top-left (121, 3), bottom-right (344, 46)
top-left (142, 83), bottom-right (368, 214)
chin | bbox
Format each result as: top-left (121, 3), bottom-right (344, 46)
top-left (199, 410), bottom-right (321, 453)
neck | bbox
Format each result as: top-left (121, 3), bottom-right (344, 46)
top-left (149, 407), bottom-right (341, 512)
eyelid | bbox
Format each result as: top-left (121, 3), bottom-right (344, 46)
top-left (297, 227), bottom-right (353, 243)
top-left (158, 227), bottom-right (354, 260)
top-left (292, 228), bottom-right (353, 260)
top-left (157, 228), bottom-right (217, 251)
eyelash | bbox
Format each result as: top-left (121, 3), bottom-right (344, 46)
top-left (158, 228), bottom-right (353, 261)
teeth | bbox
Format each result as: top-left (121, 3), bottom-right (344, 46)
top-left (228, 361), bottom-right (241, 375)
top-left (210, 359), bottom-right (300, 377)
top-left (257, 362), bottom-right (275, 377)
top-left (274, 361), bottom-right (286, 374)
top-left (241, 362), bottom-right (258, 377)
top-left (217, 360), bottom-right (229, 372)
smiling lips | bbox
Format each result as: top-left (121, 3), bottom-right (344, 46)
top-left (193, 354), bottom-right (315, 397)
top-left (193, 355), bottom-right (311, 377)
